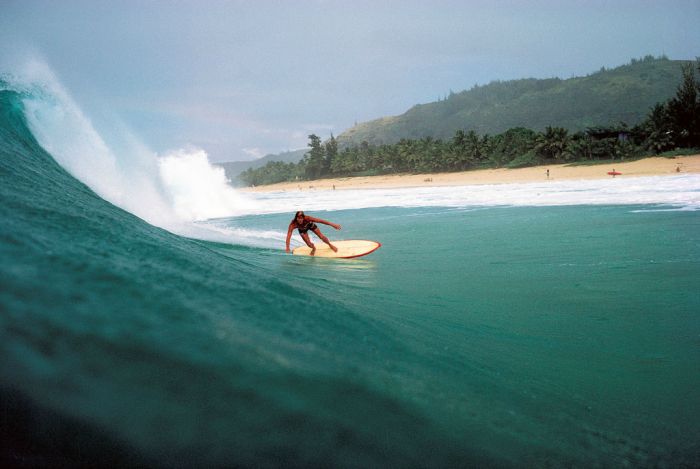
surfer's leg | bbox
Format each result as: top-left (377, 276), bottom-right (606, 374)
top-left (301, 232), bottom-right (316, 255)
top-left (313, 228), bottom-right (337, 252)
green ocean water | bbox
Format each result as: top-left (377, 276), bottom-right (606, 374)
top-left (1, 84), bottom-right (700, 467)
top-left (220, 206), bottom-right (700, 466)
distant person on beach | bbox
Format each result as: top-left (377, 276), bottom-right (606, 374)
top-left (286, 211), bottom-right (341, 255)
top-left (546, 169), bottom-right (550, 179)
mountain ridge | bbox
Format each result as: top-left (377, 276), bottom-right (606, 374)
top-left (220, 56), bottom-right (689, 179)
top-left (336, 56), bottom-right (688, 147)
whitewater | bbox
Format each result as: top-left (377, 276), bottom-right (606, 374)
top-left (1, 61), bottom-right (699, 467)
top-left (5, 60), bottom-right (700, 237)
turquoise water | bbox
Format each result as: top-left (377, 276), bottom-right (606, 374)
top-left (2, 82), bottom-right (700, 467)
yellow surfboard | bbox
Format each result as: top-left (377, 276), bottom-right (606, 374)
top-left (292, 240), bottom-right (381, 259)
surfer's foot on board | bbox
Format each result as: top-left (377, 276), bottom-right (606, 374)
top-left (310, 247), bottom-right (316, 256)
top-left (330, 244), bottom-right (338, 252)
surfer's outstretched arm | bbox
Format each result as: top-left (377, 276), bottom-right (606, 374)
top-left (306, 216), bottom-right (341, 230)
top-left (285, 224), bottom-right (295, 253)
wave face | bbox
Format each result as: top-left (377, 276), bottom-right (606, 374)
top-left (2, 67), bottom-right (700, 467)
top-left (0, 81), bottom-right (471, 466)
top-left (2, 61), bottom-right (259, 237)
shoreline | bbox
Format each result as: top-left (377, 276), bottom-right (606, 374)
top-left (240, 154), bottom-right (700, 193)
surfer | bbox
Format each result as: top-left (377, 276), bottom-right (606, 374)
top-left (286, 211), bottom-right (341, 255)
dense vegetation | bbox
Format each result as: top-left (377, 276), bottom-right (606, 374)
top-left (337, 56), bottom-right (689, 147)
top-left (239, 58), bottom-right (699, 187)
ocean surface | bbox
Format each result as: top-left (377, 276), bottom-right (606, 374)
top-left (1, 67), bottom-right (700, 467)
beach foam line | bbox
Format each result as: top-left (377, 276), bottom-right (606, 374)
top-left (240, 173), bottom-right (700, 215)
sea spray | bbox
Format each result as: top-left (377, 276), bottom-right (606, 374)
top-left (158, 147), bottom-right (257, 221)
top-left (4, 58), bottom-right (264, 242)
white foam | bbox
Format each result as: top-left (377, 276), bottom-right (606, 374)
top-left (158, 148), bottom-right (258, 221)
top-left (244, 174), bottom-right (700, 214)
top-left (7, 58), bottom-right (265, 245)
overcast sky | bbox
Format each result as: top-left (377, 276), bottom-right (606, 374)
top-left (2, 0), bottom-right (699, 162)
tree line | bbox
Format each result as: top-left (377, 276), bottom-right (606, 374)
top-left (239, 61), bottom-right (699, 187)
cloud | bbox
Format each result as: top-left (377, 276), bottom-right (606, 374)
top-left (242, 147), bottom-right (265, 159)
top-left (6, 0), bottom-right (697, 164)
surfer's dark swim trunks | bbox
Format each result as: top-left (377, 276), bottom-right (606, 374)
top-left (297, 221), bottom-right (317, 234)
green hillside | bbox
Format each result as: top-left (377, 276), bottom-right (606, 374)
top-left (216, 148), bottom-right (306, 181)
top-left (337, 56), bottom-right (690, 147)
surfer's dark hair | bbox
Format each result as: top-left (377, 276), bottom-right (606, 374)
top-left (292, 211), bottom-right (305, 223)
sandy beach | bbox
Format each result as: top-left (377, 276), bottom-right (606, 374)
top-left (242, 154), bottom-right (700, 192)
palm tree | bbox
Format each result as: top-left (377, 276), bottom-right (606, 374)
top-left (667, 62), bottom-right (700, 148)
top-left (535, 127), bottom-right (572, 160)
